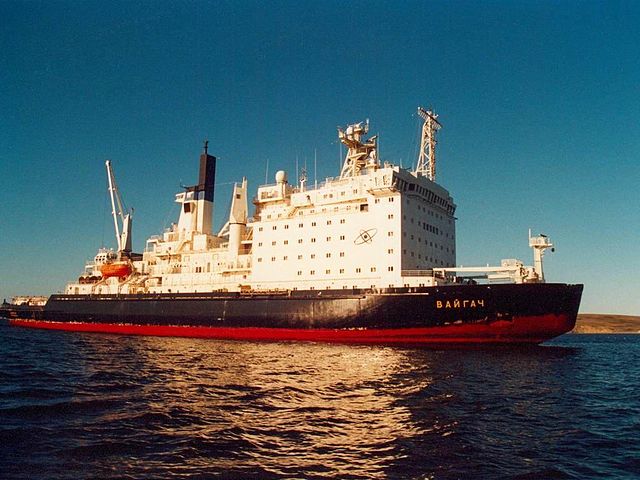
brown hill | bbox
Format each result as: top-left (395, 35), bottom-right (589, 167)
top-left (573, 314), bottom-right (640, 334)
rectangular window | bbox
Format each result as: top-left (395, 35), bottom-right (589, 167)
top-left (326, 253), bottom-right (331, 258)
top-left (340, 252), bottom-right (345, 257)
top-left (311, 254), bottom-right (316, 259)
top-left (298, 254), bottom-right (303, 260)
top-left (388, 266), bottom-right (394, 271)
top-left (325, 269), bottom-right (330, 274)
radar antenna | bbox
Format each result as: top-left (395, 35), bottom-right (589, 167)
top-left (415, 106), bottom-right (441, 181)
top-left (338, 120), bottom-right (378, 179)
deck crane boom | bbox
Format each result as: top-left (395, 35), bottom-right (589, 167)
top-left (105, 160), bottom-right (132, 257)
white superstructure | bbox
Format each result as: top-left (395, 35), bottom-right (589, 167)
top-left (65, 108), bottom-right (549, 296)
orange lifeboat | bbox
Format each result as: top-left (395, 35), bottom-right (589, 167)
top-left (100, 261), bottom-right (132, 279)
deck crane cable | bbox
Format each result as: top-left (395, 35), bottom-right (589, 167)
top-left (408, 112), bottom-right (422, 172)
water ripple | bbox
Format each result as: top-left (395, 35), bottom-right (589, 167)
top-left (0, 322), bottom-right (639, 479)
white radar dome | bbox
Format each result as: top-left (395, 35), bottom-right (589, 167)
top-left (275, 170), bottom-right (287, 184)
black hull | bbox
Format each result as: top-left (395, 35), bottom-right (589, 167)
top-left (3, 284), bottom-right (583, 344)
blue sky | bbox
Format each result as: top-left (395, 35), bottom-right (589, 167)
top-left (1, 0), bottom-right (638, 314)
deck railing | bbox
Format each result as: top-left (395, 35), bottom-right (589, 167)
top-left (401, 269), bottom-right (435, 277)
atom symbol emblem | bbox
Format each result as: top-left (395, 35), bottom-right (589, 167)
top-left (354, 228), bottom-right (377, 245)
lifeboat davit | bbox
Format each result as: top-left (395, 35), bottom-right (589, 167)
top-left (100, 261), bottom-right (132, 279)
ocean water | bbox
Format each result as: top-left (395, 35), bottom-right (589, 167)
top-left (0, 321), bottom-right (638, 479)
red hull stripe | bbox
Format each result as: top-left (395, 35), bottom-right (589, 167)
top-left (9, 314), bottom-right (573, 344)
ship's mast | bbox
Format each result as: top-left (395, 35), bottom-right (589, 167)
top-left (529, 230), bottom-right (554, 283)
top-left (415, 107), bottom-right (441, 181)
top-left (338, 120), bottom-right (378, 179)
top-left (105, 160), bottom-right (132, 257)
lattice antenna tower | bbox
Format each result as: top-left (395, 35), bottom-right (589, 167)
top-left (415, 106), bottom-right (442, 181)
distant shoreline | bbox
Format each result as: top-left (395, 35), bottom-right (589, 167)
top-left (573, 314), bottom-right (640, 334)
